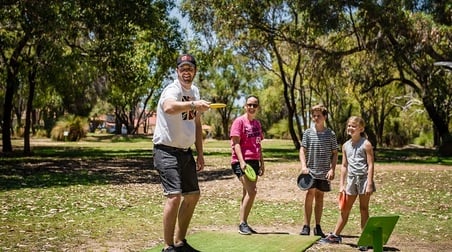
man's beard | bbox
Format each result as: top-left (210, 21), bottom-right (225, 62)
top-left (180, 75), bottom-right (193, 84)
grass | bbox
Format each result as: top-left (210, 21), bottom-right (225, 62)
top-left (0, 135), bottom-right (451, 251)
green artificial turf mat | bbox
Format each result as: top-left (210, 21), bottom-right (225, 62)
top-left (146, 231), bottom-right (319, 251)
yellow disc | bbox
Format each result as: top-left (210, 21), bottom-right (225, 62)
top-left (210, 103), bottom-right (227, 109)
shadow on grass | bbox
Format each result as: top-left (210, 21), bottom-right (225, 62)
top-left (260, 148), bottom-right (299, 162)
top-left (0, 156), bottom-right (158, 190)
top-left (198, 167), bottom-right (234, 182)
top-left (263, 147), bottom-right (448, 164)
top-left (0, 146), bottom-right (237, 191)
top-left (342, 243), bottom-right (400, 251)
top-left (21, 146), bottom-right (153, 159)
top-left (374, 147), bottom-right (445, 163)
top-left (1, 144), bottom-right (449, 191)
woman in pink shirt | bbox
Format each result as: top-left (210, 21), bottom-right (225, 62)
top-left (230, 95), bottom-right (265, 235)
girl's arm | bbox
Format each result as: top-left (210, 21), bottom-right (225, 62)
top-left (365, 139), bottom-right (375, 194)
top-left (340, 145), bottom-right (348, 192)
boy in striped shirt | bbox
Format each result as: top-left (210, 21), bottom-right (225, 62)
top-left (299, 104), bottom-right (339, 238)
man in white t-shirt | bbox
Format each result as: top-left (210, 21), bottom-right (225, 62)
top-left (153, 53), bottom-right (210, 252)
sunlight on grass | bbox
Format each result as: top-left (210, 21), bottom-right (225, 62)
top-left (1, 137), bottom-right (451, 251)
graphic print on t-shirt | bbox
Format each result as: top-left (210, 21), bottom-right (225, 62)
top-left (182, 95), bottom-right (196, 120)
top-left (245, 124), bottom-right (261, 143)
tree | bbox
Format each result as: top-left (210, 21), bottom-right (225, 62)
top-left (1, 0), bottom-right (181, 153)
top-left (182, 0), bottom-right (321, 149)
top-left (197, 49), bottom-right (257, 139)
top-left (179, 3), bottom-right (260, 139)
top-left (356, 2), bottom-right (452, 152)
top-left (86, 1), bottom-right (181, 135)
top-left (105, 31), bottom-right (172, 134)
top-left (1, 1), bottom-right (52, 152)
top-left (182, 0), bottom-right (451, 153)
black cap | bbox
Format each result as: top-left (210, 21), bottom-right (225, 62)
top-left (177, 54), bottom-right (196, 67)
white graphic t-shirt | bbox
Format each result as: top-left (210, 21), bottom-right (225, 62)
top-left (152, 79), bottom-right (200, 148)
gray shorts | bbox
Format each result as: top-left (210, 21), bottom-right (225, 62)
top-left (346, 175), bottom-right (376, 195)
top-left (153, 145), bottom-right (199, 196)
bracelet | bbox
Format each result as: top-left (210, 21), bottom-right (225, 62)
top-left (190, 101), bottom-right (195, 111)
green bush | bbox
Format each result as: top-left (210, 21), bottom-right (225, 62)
top-left (50, 115), bottom-right (88, 141)
top-left (267, 119), bottom-right (290, 139)
top-left (413, 131), bottom-right (434, 147)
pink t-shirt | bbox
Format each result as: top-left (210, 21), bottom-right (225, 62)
top-left (230, 115), bottom-right (263, 164)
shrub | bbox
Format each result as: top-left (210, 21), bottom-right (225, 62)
top-left (34, 128), bottom-right (48, 138)
top-left (413, 131), bottom-right (434, 147)
top-left (267, 119), bottom-right (290, 139)
top-left (50, 115), bottom-right (88, 141)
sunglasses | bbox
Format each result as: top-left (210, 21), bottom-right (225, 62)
top-left (246, 104), bottom-right (259, 108)
top-left (178, 67), bottom-right (194, 73)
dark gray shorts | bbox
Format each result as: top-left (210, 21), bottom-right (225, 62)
top-left (231, 160), bottom-right (260, 179)
top-left (153, 145), bottom-right (199, 196)
top-left (310, 178), bottom-right (331, 192)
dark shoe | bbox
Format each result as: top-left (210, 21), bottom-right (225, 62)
top-left (162, 245), bottom-right (177, 252)
top-left (176, 239), bottom-right (200, 252)
top-left (314, 224), bottom-right (325, 238)
top-left (239, 222), bottom-right (252, 235)
top-left (299, 225), bottom-right (310, 235)
top-left (248, 225), bottom-right (258, 234)
top-left (319, 233), bottom-right (342, 244)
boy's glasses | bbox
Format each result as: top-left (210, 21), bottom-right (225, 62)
top-left (246, 104), bottom-right (259, 108)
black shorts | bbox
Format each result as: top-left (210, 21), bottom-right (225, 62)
top-left (231, 160), bottom-right (260, 179)
top-left (310, 179), bottom-right (331, 192)
top-left (153, 144), bottom-right (199, 196)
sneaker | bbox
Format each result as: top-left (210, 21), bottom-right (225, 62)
top-left (358, 246), bottom-right (368, 251)
top-left (162, 245), bottom-right (177, 252)
top-left (299, 225), bottom-right (310, 235)
top-left (176, 239), bottom-right (200, 252)
top-left (314, 224), bottom-right (325, 238)
top-left (239, 222), bottom-right (252, 235)
top-left (248, 225), bottom-right (258, 234)
top-left (319, 233), bottom-right (342, 244)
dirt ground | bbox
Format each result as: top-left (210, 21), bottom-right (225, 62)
top-left (197, 163), bottom-right (451, 252)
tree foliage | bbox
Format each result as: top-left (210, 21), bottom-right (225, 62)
top-left (0, 0), bottom-right (181, 153)
top-left (182, 0), bottom-right (451, 154)
top-left (1, 0), bottom-right (451, 156)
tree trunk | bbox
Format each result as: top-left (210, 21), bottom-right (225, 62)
top-left (222, 118), bottom-right (229, 140)
top-left (2, 72), bottom-right (16, 153)
top-left (31, 109), bottom-right (37, 135)
top-left (271, 40), bottom-right (301, 149)
top-left (2, 34), bottom-right (29, 153)
top-left (24, 65), bottom-right (38, 155)
top-left (422, 90), bottom-right (450, 146)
